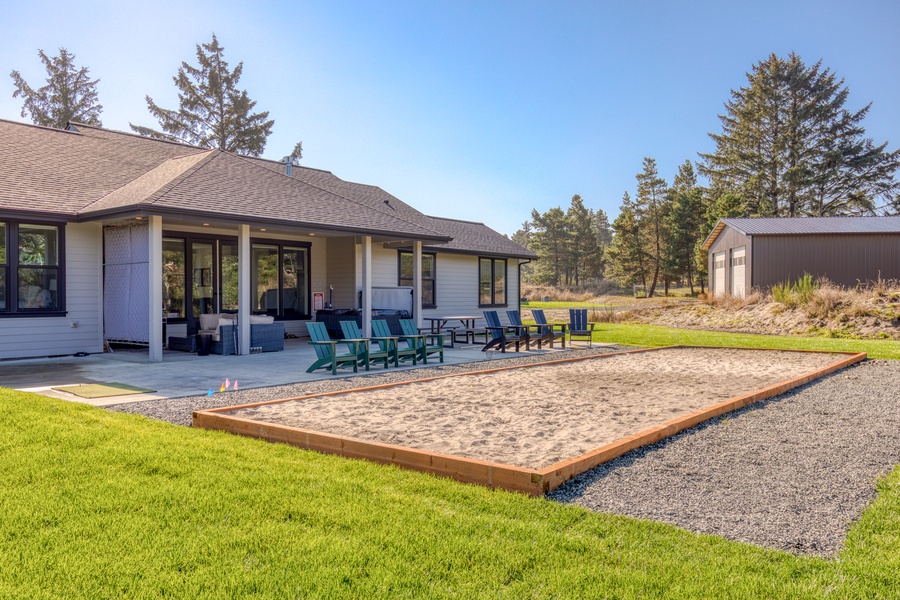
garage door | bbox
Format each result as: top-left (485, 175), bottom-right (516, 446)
top-left (731, 246), bottom-right (746, 298)
top-left (713, 252), bottom-right (726, 297)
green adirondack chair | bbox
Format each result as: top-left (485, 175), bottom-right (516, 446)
top-left (399, 319), bottom-right (444, 364)
top-left (340, 320), bottom-right (396, 369)
top-left (306, 322), bottom-right (363, 375)
top-left (372, 319), bottom-right (417, 365)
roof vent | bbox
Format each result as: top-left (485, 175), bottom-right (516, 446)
top-left (282, 155), bottom-right (299, 177)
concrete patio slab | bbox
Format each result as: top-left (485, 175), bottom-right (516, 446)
top-left (0, 338), bottom-right (608, 406)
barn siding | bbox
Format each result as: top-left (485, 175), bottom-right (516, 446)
top-left (707, 227), bottom-right (752, 296)
top-left (753, 234), bottom-right (900, 288)
top-left (0, 222), bottom-right (104, 359)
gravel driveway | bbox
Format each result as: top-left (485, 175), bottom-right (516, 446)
top-left (109, 349), bottom-right (900, 557)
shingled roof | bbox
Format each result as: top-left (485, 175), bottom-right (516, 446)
top-left (1, 118), bottom-right (532, 255)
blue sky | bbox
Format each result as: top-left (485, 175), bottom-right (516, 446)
top-left (1, 1), bottom-right (898, 235)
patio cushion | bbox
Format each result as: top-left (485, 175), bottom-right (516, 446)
top-left (198, 313), bottom-right (221, 330)
top-left (249, 315), bottom-right (275, 324)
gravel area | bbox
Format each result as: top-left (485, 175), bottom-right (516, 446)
top-left (549, 359), bottom-right (900, 557)
top-left (109, 348), bottom-right (900, 557)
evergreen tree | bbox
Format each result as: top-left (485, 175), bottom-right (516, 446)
top-left (700, 53), bottom-right (899, 217)
top-left (510, 221), bottom-right (534, 283)
top-left (605, 192), bottom-right (649, 290)
top-left (634, 157), bottom-right (669, 297)
top-left (130, 34), bottom-right (274, 156)
top-left (566, 195), bottom-right (603, 285)
top-left (693, 192), bottom-right (745, 294)
top-left (10, 48), bottom-right (102, 128)
top-left (664, 161), bottom-right (705, 293)
top-left (530, 206), bottom-right (568, 286)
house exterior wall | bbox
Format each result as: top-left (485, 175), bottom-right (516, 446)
top-left (707, 227), bottom-right (752, 296)
top-left (752, 234), bottom-right (900, 288)
top-left (0, 222), bottom-right (104, 360)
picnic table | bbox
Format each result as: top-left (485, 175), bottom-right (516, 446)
top-left (423, 315), bottom-right (483, 347)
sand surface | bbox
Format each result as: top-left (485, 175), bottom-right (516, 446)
top-left (227, 347), bottom-right (843, 469)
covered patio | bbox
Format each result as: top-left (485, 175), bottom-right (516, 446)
top-left (0, 338), bottom-right (597, 407)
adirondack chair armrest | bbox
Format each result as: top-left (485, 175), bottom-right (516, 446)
top-left (423, 332), bottom-right (444, 344)
top-left (370, 336), bottom-right (398, 342)
top-left (309, 340), bottom-right (337, 348)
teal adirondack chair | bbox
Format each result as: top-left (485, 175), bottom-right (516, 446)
top-left (372, 319), bottom-right (418, 365)
top-left (482, 310), bottom-right (528, 353)
top-left (506, 309), bottom-right (543, 349)
top-left (532, 309), bottom-right (566, 348)
top-left (340, 320), bottom-right (396, 369)
top-left (399, 319), bottom-right (444, 364)
top-left (568, 308), bottom-right (596, 347)
top-left (306, 322), bottom-right (363, 375)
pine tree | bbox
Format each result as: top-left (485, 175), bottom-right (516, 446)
top-left (10, 48), bottom-right (102, 128)
top-left (664, 161), bottom-right (705, 293)
top-left (130, 34), bottom-right (274, 156)
top-left (510, 221), bottom-right (534, 283)
top-left (634, 158), bottom-right (669, 297)
top-left (530, 206), bottom-right (568, 286)
top-left (605, 192), bottom-right (649, 290)
top-left (700, 53), bottom-right (899, 217)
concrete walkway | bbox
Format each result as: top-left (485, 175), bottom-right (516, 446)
top-left (0, 338), bottom-right (601, 407)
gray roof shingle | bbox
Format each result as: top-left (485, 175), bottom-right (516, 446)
top-left (1, 119), bottom-right (532, 256)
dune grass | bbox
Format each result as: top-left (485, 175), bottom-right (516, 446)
top-left (1, 388), bottom-right (898, 598)
top-left (591, 322), bottom-right (900, 360)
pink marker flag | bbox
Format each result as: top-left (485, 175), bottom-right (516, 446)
top-left (225, 378), bottom-right (231, 388)
top-left (233, 380), bottom-right (238, 391)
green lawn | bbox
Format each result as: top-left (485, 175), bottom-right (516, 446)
top-left (1, 386), bottom-right (898, 598)
top-left (591, 322), bottom-right (900, 359)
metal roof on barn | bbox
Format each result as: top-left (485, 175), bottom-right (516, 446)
top-left (702, 216), bottom-right (900, 251)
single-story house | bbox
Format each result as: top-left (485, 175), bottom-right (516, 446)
top-left (0, 118), bottom-right (534, 361)
top-left (702, 216), bottom-right (900, 297)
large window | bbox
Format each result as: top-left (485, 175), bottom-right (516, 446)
top-left (251, 241), bottom-right (310, 318)
top-left (0, 221), bottom-right (64, 314)
top-left (479, 257), bottom-right (507, 307)
top-left (398, 251), bottom-right (436, 308)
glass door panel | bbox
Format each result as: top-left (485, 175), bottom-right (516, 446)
top-left (282, 246), bottom-right (308, 318)
top-left (192, 242), bottom-right (214, 317)
top-left (220, 242), bottom-right (239, 312)
top-left (252, 244), bottom-right (279, 315)
top-left (162, 238), bottom-right (185, 318)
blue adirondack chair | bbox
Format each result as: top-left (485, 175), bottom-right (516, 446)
top-left (399, 319), bottom-right (444, 364)
top-left (568, 308), bottom-right (596, 347)
top-left (532, 309), bottom-right (566, 348)
top-left (306, 322), bottom-right (363, 375)
top-left (506, 309), bottom-right (543, 349)
top-left (340, 320), bottom-right (397, 369)
top-left (372, 318), bottom-right (419, 365)
top-left (482, 310), bottom-right (528, 353)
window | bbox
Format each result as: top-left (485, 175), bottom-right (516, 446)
top-left (0, 221), bottom-right (64, 315)
top-left (251, 241), bottom-right (310, 318)
top-left (398, 251), bottom-right (436, 307)
top-left (479, 257), bottom-right (507, 307)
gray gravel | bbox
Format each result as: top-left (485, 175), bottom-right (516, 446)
top-left (109, 350), bottom-right (900, 557)
top-left (549, 359), bottom-right (900, 557)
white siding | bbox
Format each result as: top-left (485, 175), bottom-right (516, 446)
top-left (0, 222), bottom-right (104, 359)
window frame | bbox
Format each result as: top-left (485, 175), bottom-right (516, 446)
top-left (251, 238), bottom-right (312, 320)
top-left (0, 219), bottom-right (66, 317)
top-left (397, 250), bottom-right (437, 309)
top-left (478, 257), bottom-right (508, 308)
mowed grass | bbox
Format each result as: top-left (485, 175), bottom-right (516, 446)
top-left (1, 388), bottom-right (899, 598)
top-left (589, 322), bottom-right (900, 360)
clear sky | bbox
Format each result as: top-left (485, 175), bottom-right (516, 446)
top-left (1, 0), bottom-right (898, 236)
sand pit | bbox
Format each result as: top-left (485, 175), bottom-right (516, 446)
top-left (194, 347), bottom-right (863, 494)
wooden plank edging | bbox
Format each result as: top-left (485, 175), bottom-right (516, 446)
top-left (192, 347), bottom-right (866, 496)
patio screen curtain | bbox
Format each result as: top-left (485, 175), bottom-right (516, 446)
top-left (103, 224), bottom-right (150, 344)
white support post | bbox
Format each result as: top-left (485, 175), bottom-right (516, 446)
top-left (148, 216), bottom-right (163, 362)
top-left (361, 235), bottom-right (372, 337)
top-left (238, 224), bottom-right (251, 355)
top-left (413, 240), bottom-right (423, 329)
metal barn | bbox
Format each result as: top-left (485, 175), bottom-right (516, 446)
top-left (702, 217), bottom-right (900, 297)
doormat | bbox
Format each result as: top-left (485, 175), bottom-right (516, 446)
top-left (52, 383), bottom-right (156, 399)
